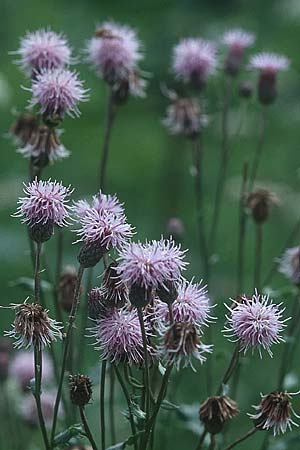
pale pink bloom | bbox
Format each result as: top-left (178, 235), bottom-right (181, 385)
top-left (20, 391), bottom-right (62, 426)
top-left (278, 246), bottom-right (300, 284)
top-left (223, 29), bottom-right (255, 50)
top-left (73, 191), bottom-right (124, 219)
top-left (9, 350), bottom-right (53, 390)
top-left (249, 52), bottom-right (290, 74)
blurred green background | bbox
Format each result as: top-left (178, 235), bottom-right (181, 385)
top-left (1, 0), bottom-right (300, 449)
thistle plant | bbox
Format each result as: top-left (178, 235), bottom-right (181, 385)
top-left (2, 18), bottom-right (300, 450)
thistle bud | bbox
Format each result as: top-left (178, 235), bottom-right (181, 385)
top-left (58, 266), bottom-right (79, 313)
top-left (88, 287), bottom-right (107, 319)
top-left (199, 396), bottom-right (239, 434)
top-left (102, 263), bottom-right (128, 308)
top-left (247, 190), bottom-right (279, 224)
top-left (69, 374), bottom-right (93, 407)
top-left (156, 280), bottom-right (178, 305)
top-left (28, 219), bottom-right (54, 243)
top-left (77, 241), bottom-right (108, 268)
top-left (129, 283), bottom-right (153, 308)
top-left (239, 81), bottom-right (253, 99)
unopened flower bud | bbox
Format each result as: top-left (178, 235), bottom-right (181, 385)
top-left (58, 266), bottom-right (79, 313)
top-left (258, 72), bottom-right (277, 105)
top-left (199, 396), bottom-right (239, 434)
top-left (129, 283), bottom-right (153, 308)
top-left (77, 241), bottom-right (107, 268)
top-left (28, 219), bottom-right (54, 243)
top-left (102, 263), bottom-right (128, 308)
top-left (239, 81), bottom-right (253, 99)
top-left (156, 280), bottom-right (178, 305)
top-left (247, 190), bottom-right (279, 224)
top-left (69, 374), bottom-right (92, 407)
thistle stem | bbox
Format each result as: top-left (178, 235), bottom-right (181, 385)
top-left (34, 347), bottom-right (50, 450)
top-left (51, 265), bottom-right (85, 445)
top-left (249, 106), bottom-right (267, 191)
top-left (224, 427), bottom-right (257, 450)
top-left (237, 163), bottom-right (249, 294)
top-left (100, 360), bottom-right (107, 450)
top-left (34, 241), bottom-right (42, 304)
top-left (99, 87), bottom-right (117, 191)
top-left (53, 229), bottom-right (64, 324)
top-left (209, 434), bottom-right (216, 450)
top-left (79, 406), bottom-right (99, 450)
top-left (194, 430), bottom-right (207, 450)
top-left (137, 307), bottom-right (150, 428)
top-left (114, 364), bottom-right (138, 450)
top-left (109, 365), bottom-right (116, 445)
top-left (254, 224), bottom-right (263, 291)
top-left (168, 303), bottom-right (174, 325)
top-left (216, 343), bottom-right (240, 395)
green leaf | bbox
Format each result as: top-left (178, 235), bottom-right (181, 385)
top-left (123, 400), bottom-right (146, 429)
top-left (161, 399), bottom-right (180, 411)
top-left (53, 424), bottom-right (85, 447)
top-left (106, 432), bottom-right (144, 450)
top-left (106, 443), bottom-right (127, 450)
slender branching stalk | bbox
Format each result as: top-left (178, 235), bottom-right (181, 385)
top-left (249, 106), bottom-right (267, 191)
top-left (137, 307), bottom-right (151, 428)
top-left (34, 347), bottom-right (50, 450)
top-left (237, 163), bottom-right (249, 294)
top-left (100, 360), bottom-right (107, 450)
top-left (216, 343), bottom-right (240, 395)
top-left (254, 224), bottom-right (263, 291)
top-left (99, 88), bottom-right (117, 191)
top-left (109, 365), bottom-right (117, 445)
top-left (79, 406), bottom-right (99, 450)
top-left (224, 427), bottom-right (257, 450)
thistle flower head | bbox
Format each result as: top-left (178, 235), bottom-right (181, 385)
top-left (87, 21), bottom-right (142, 84)
top-left (101, 262), bottom-right (129, 308)
top-left (172, 38), bottom-right (217, 88)
top-left (5, 302), bottom-right (63, 350)
top-left (89, 307), bottom-right (152, 365)
top-left (117, 238), bottom-right (187, 290)
top-left (156, 279), bottom-right (212, 329)
top-left (278, 246), bottom-right (300, 284)
top-left (199, 395), bottom-right (239, 434)
top-left (224, 290), bottom-right (287, 357)
top-left (249, 391), bottom-right (300, 435)
top-left (249, 52), bottom-right (290, 74)
top-left (15, 178), bottom-right (72, 227)
top-left (9, 350), bottom-right (53, 390)
top-left (223, 29), bottom-right (255, 50)
top-left (69, 374), bottom-right (93, 407)
top-left (73, 191), bottom-right (124, 220)
top-left (160, 321), bottom-right (213, 370)
top-left (14, 29), bottom-right (72, 75)
top-left (29, 68), bottom-right (88, 119)
top-left (247, 189), bottom-right (279, 224)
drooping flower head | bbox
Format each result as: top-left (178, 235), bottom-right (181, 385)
top-left (249, 52), bottom-right (290, 105)
top-left (224, 290), bottom-right (287, 357)
top-left (117, 238), bottom-right (187, 290)
top-left (278, 246), bottom-right (300, 285)
top-left (249, 391), bottom-right (300, 435)
top-left (199, 396), bottom-right (239, 434)
top-left (160, 321), bottom-right (212, 370)
top-left (14, 29), bottom-right (72, 76)
top-left (156, 279), bottom-right (212, 329)
top-left (87, 21), bottom-right (142, 84)
top-left (223, 28), bottom-right (255, 76)
top-left (15, 179), bottom-right (72, 242)
top-left (5, 302), bottom-right (63, 350)
top-left (73, 190), bottom-right (124, 220)
top-left (89, 307), bottom-right (152, 365)
top-left (9, 350), bottom-right (53, 390)
top-left (29, 68), bottom-right (88, 119)
top-left (172, 38), bottom-right (217, 89)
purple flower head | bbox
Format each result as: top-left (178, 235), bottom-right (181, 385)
top-left (75, 209), bottom-right (133, 249)
top-left (89, 307), bottom-right (152, 365)
top-left (223, 29), bottom-right (255, 50)
top-left (172, 38), bottom-right (217, 88)
top-left (87, 21), bottom-right (142, 84)
top-left (278, 246), bottom-right (300, 284)
top-left (117, 238), bottom-right (187, 290)
top-left (223, 290), bottom-right (287, 357)
top-left (9, 350), bottom-right (53, 391)
top-left (73, 190), bottom-right (124, 220)
top-left (29, 68), bottom-right (88, 119)
top-left (14, 179), bottom-right (72, 227)
top-left (159, 321), bottom-right (213, 371)
top-left (14, 29), bottom-right (72, 75)
top-left (156, 279), bottom-right (212, 329)
top-left (249, 52), bottom-right (290, 74)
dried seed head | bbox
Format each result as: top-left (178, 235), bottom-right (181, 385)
top-left (249, 391), bottom-right (299, 435)
top-left (69, 374), bottom-right (93, 407)
top-left (10, 114), bottom-right (39, 147)
top-left (5, 302), bottom-right (63, 349)
top-left (199, 396), bottom-right (239, 434)
top-left (102, 263), bottom-right (128, 308)
top-left (247, 190), bottom-right (279, 224)
top-left (59, 266), bottom-right (79, 313)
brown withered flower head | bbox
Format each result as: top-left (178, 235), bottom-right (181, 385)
top-left (247, 189), bottom-right (279, 224)
top-left (59, 265), bottom-right (80, 313)
top-left (10, 114), bottom-right (39, 147)
top-left (5, 302), bottom-right (62, 349)
top-left (69, 374), bottom-right (93, 407)
top-left (199, 395), bottom-right (239, 434)
top-left (102, 262), bottom-right (129, 308)
top-left (88, 287), bottom-right (108, 319)
top-left (161, 321), bottom-right (212, 370)
top-left (249, 391), bottom-right (300, 435)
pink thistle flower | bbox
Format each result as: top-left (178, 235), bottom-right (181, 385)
top-left (73, 191), bottom-right (124, 219)
top-left (15, 179), bottom-right (72, 227)
top-left (172, 38), bottom-right (217, 88)
top-left (9, 350), bottom-right (53, 391)
top-left (159, 321), bottom-right (213, 371)
top-left (20, 390), bottom-right (62, 426)
top-left (117, 238), bottom-right (187, 290)
top-left (89, 307), bottom-right (152, 365)
top-left (249, 391), bottom-right (300, 435)
top-left (249, 52), bottom-right (290, 74)
top-left (223, 28), bottom-right (255, 50)
top-left (278, 246), bottom-right (300, 284)
top-left (29, 68), bottom-right (88, 119)
top-left (156, 279), bottom-right (212, 329)
top-left (87, 21), bottom-right (142, 84)
top-left (75, 209), bottom-right (133, 248)
top-left (223, 290), bottom-right (287, 357)
top-left (14, 29), bottom-right (72, 75)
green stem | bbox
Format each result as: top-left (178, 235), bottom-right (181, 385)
top-left (109, 365), bottom-right (116, 445)
top-left (216, 343), bottom-right (240, 395)
top-left (34, 241), bottom-right (42, 304)
top-left (224, 427), bottom-right (257, 450)
top-left (79, 406), bottom-right (99, 450)
top-left (51, 265), bottom-right (85, 445)
top-left (209, 434), bottom-right (216, 450)
top-left (236, 163), bottom-right (249, 294)
top-left (254, 224), bottom-right (263, 291)
top-left (34, 347), bottom-right (50, 450)
top-left (99, 88), bottom-right (117, 191)
top-left (137, 308), bottom-right (150, 427)
top-left (194, 430), bottom-right (207, 450)
top-left (249, 106), bottom-right (267, 191)
top-left (100, 360), bottom-right (107, 450)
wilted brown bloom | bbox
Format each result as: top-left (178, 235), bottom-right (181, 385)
top-left (200, 395), bottom-right (239, 434)
top-left (10, 114), bottom-right (38, 147)
top-left (247, 189), bottom-right (279, 224)
top-left (69, 374), bottom-right (93, 407)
